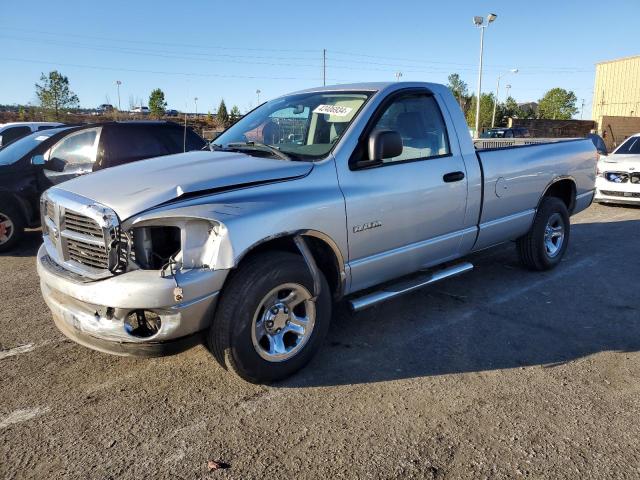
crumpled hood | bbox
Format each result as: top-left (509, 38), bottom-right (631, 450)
top-left (52, 150), bottom-right (313, 219)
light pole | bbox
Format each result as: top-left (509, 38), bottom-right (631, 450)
top-left (256, 89), bottom-right (261, 105)
top-left (492, 68), bottom-right (518, 127)
top-left (395, 71), bottom-right (403, 82)
top-left (115, 80), bottom-right (122, 112)
top-left (194, 97), bottom-right (198, 117)
top-left (505, 84), bottom-right (512, 99)
top-left (473, 13), bottom-right (497, 138)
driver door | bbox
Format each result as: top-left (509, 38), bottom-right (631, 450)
top-left (43, 127), bottom-right (101, 185)
top-left (337, 90), bottom-right (470, 293)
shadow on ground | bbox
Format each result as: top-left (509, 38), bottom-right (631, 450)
top-left (277, 218), bottom-right (640, 387)
top-left (0, 229), bottom-right (41, 258)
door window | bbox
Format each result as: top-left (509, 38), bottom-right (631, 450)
top-left (47, 128), bottom-right (100, 166)
top-left (0, 126), bottom-right (32, 146)
top-left (105, 127), bottom-right (170, 166)
top-left (372, 94), bottom-right (450, 163)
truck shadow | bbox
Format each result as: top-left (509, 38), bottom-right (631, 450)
top-left (0, 229), bottom-right (42, 258)
top-left (280, 217), bottom-right (640, 388)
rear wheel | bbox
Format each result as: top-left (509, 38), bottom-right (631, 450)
top-left (208, 251), bottom-right (331, 383)
top-left (517, 197), bottom-right (570, 271)
top-left (0, 202), bottom-right (25, 253)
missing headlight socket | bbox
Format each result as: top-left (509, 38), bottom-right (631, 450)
top-left (132, 226), bottom-right (181, 269)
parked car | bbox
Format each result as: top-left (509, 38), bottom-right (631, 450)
top-left (0, 122), bottom-right (64, 148)
top-left (130, 106), bottom-right (150, 115)
top-left (481, 127), bottom-right (531, 138)
top-left (594, 133), bottom-right (640, 205)
top-left (0, 121), bottom-right (206, 251)
top-left (37, 82), bottom-right (596, 383)
top-left (92, 104), bottom-right (114, 116)
top-left (165, 109), bottom-right (179, 117)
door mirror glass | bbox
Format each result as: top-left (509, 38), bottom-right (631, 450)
top-left (45, 157), bottom-right (67, 172)
top-left (368, 129), bottom-right (403, 160)
top-left (31, 154), bottom-right (46, 166)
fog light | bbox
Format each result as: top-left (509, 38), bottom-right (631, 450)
top-left (124, 310), bottom-right (161, 338)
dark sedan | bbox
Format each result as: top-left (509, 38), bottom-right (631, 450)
top-left (0, 121), bottom-right (206, 251)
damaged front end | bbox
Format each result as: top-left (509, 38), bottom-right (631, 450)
top-left (37, 188), bottom-right (231, 356)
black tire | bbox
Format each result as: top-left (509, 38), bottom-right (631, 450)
top-left (517, 196), bottom-right (570, 271)
top-left (208, 251), bottom-right (332, 383)
top-left (0, 200), bottom-right (26, 253)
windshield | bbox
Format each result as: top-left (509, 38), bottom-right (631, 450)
top-left (0, 127), bottom-right (70, 166)
top-left (214, 91), bottom-right (372, 160)
top-left (614, 136), bottom-right (640, 155)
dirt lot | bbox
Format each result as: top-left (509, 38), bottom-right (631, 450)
top-left (1, 203), bottom-right (639, 479)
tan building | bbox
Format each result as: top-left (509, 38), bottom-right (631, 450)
top-left (592, 55), bottom-right (640, 149)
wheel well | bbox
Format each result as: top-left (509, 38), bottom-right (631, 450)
top-left (239, 234), bottom-right (343, 300)
top-left (543, 179), bottom-right (576, 213)
top-left (0, 192), bottom-right (30, 223)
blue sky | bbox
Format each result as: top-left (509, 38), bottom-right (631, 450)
top-left (1, 0), bottom-right (638, 118)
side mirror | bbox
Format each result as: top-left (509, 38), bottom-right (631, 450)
top-left (45, 157), bottom-right (66, 172)
top-left (356, 130), bottom-right (403, 168)
top-left (31, 154), bottom-right (46, 166)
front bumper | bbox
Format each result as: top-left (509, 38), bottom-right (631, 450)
top-left (37, 244), bottom-right (229, 357)
top-left (594, 177), bottom-right (640, 205)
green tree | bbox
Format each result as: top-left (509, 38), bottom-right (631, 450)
top-left (35, 70), bottom-right (79, 120)
top-left (148, 88), bottom-right (167, 118)
top-left (493, 96), bottom-right (521, 126)
top-left (537, 88), bottom-right (578, 120)
top-left (229, 105), bottom-right (241, 125)
top-left (517, 102), bottom-right (538, 119)
top-left (465, 93), bottom-right (496, 133)
top-left (217, 99), bottom-right (229, 127)
top-left (447, 73), bottom-right (469, 110)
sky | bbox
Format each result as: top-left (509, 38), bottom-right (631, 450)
top-left (1, 0), bottom-right (639, 119)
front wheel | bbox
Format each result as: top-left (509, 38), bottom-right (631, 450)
top-left (0, 202), bottom-right (25, 253)
top-left (517, 197), bottom-right (570, 271)
top-left (207, 251), bottom-right (331, 383)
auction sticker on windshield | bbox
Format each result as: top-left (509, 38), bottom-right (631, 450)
top-left (313, 105), bottom-right (353, 116)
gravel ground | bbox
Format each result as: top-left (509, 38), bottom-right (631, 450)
top-left (1, 203), bottom-right (640, 479)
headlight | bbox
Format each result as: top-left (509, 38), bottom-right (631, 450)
top-left (126, 219), bottom-right (222, 271)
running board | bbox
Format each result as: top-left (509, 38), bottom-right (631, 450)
top-left (348, 262), bottom-right (474, 312)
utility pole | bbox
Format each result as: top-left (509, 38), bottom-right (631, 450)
top-left (323, 49), bottom-right (326, 86)
top-left (492, 68), bottom-right (518, 128)
top-left (580, 98), bottom-right (585, 119)
top-left (256, 89), bottom-right (261, 105)
top-left (115, 80), bottom-right (122, 112)
top-left (505, 84), bottom-right (511, 99)
top-left (473, 14), bottom-right (497, 138)
top-left (194, 97), bottom-right (198, 118)
top-left (395, 71), bottom-right (403, 82)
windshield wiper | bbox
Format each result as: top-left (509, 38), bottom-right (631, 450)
top-left (226, 142), bottom-right (291, 161)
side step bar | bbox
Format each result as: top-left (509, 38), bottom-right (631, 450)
top-left (348, 262), bottom-right (474, 312)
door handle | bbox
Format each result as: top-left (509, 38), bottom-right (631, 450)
top-left (443, 171), bottom-right (465, 183)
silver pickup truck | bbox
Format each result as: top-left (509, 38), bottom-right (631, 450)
top-left (37, 82), bottom-right (597, 382)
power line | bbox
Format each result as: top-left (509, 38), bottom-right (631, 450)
top-left (0, 57), bottom-right (341, 82)
top-left (0, 26), bottom-right (319, 54)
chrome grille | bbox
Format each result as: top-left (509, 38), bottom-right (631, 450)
top-left (46, 200), bottom-right (55, 220)
top-left (64, 210), bottom-right (103, 238)
top-left (600, 190), bottom-right (640, 198)
top-left (67, 237), bottom-right (109, 269)
top-left (41, 190), bottom-right (121, 279)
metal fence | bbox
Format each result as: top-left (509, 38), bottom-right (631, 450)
top-left (473, 137), bottom-right (581, 150)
